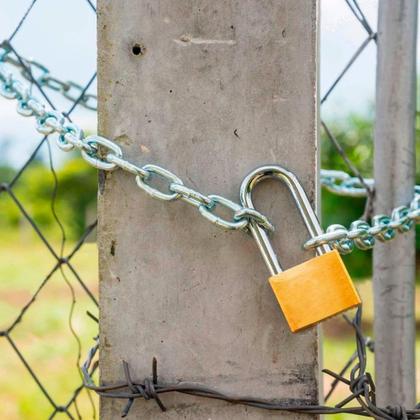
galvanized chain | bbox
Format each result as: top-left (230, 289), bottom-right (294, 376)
top-left (317, 170), bottom-right (420, 254)
top-left (320, 169), bottom-right (420, 198)
top-left (320, 169), bottom-right (374, 198)
top-left (0, 42), bottom-right (97, 111)
top-left (0, 61), bottom-right (273, 233)
top-left (1, 60), bottom-right (419, 254)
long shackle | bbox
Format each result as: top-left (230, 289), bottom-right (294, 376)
top-left (239, 165), bottom-right (332, 276)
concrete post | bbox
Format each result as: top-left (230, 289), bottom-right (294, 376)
top-left (98, 1), bottom-right (320, 418)
top-left (373, 0), bottom-right (417, 407)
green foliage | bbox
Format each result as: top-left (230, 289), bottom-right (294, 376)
top-left (321, 191), bottom-right (372, 279)
top-left (321, 112), bottom-right (420, 279)
top-left (321, 114), bottom-right (374, 279)
top-left (322, 113), bottom-right (375, 177)
top-left (1, 110), bottom-right (418, 277)
top-left (0, 156), bottom-right (97, 240)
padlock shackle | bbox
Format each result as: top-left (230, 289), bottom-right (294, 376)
top-left (240, 165), bottom-right (331, 276)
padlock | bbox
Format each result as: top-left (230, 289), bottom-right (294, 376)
top-left (240, 165), bottom-right (361, 333)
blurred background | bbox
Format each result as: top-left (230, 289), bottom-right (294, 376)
top-left (0, 0), bottom-right (419, 419)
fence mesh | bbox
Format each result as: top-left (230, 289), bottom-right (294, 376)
top-left (0, 0), bottom-right (412, 418)
top-left (321, 0), bottom-right (377, 216)
top-left (0, 0), bottom-right (99, 418)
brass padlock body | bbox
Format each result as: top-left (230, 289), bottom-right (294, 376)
top-left (240, 165), bottom-right (362, 333)
top-left (268, 249), bottom-right (361, 332)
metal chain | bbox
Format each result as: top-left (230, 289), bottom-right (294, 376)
top-left (0, 61), bottom-right (273, 234)
top-left (320, 169), bottom-right (420, 198)
top-left (317, 170), bottom-right (420, 254)
top-left (321, 169), bottom-right (374, 198)
top-left (1, 60), bottom-right (419, 254)
top-left (0, 42), bottom-right (97, 111)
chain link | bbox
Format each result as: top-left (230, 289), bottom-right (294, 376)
top-left (304, 202), bottom-right (419, 254)
top-left (0, 61), bottom-right (270, 233)
top-left (320, 169), bottom-right (374, 197)
top-left (1, 61), bottom-right (418, 253)
top-left (316, 170), bottom-right (420, 253)
top-left (320, 169), bottom-right (420, 198)
top-left (0, 43), bottom-right (97, 111)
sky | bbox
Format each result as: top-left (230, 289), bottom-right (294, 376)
top-left (0, 0), bottom-right (417, 167)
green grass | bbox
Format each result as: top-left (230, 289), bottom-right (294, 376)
top-left (0, 233), bottom-right (99, 419)
top-left (322, 334), bottom-right (420, 420)
top-left (0, 236), bottom-right (419, 419)
top-left (321, 280), bottom-right (420, 419)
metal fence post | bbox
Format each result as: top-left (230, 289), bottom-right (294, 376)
top-left (98, 1), bottom-right (320, 418)
top-left (373, 0), bottom-right (418, 407)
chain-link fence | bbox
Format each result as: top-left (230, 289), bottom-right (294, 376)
top-left (0, 1), bottom-right (99, 418)
top-left (0, 0), bottom-right (417, 418)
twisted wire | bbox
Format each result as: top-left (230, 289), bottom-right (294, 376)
top-left (81, 307), bottom-right (420, 419)
top-left (1, 1), bottom-right (418, 419)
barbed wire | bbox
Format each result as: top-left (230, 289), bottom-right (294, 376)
top-left (81, 307), bottom-right (420, 419)
top-left (1, 0), bottom-right (418, 419)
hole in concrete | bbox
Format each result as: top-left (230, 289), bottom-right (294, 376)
top-left (132, 43), bottom-right (144, 56)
